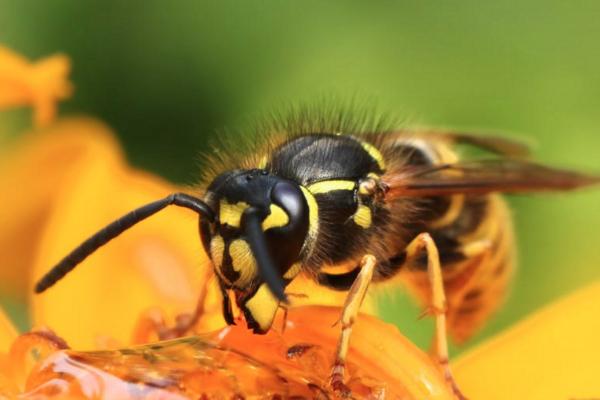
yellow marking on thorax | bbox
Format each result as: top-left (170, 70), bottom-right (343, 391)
top-left (219, 201), bottom-right (249, 228)
top-left (308, 180), bottom-right (355, 194)
top-left (359, 173), bottom-right (381, 196)
top-left (229, 239), bottom-right (257, 287)
top-left (353, 204), bottom-right (372, 228)
top-left (244, 283), bottom-right (279, 331)
top-left (262, 204), bottom-right (289, 230)
top-left (358, 185), bottom-right (370, 196)
top-left (300, 186), bottom-right (319, 242)
top-left (360, 141), bottom-right (386, 170)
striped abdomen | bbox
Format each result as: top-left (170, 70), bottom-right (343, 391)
top-left (442, 194), bottom-right (515, 343)
top-left (382, 136), bottom-right (516, 343)
top-left (400, 193), bottom-right (515, 343)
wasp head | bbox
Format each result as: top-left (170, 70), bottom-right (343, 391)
top-left (200, 169), bottom-right (310, 333)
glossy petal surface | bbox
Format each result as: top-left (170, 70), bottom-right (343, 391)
top-left (22, 306), bottom-right (454, 399)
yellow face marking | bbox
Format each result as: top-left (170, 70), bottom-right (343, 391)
top-left (283, 262), bottom-right (302, 280)
top-left (210, 235), bottom-right (232, 285)
top-left (209, 235), bottom-right (225, 267)
top-left (262, 204), bottom-right (289, 230)
top-left (219, 201), bottom-right (249, 228)
top-left (300, 186), bottom-right (319, 242)
top-left (360, 141), bottom-right (386, 170)
top-left (353, 205), bottom-right (372, 229)
top-left (307, 180), bottom-right (355, 194)
top-left (244, 283), bottom-right (280, 332)
top-left (229, 239), bottom-right (258, 287)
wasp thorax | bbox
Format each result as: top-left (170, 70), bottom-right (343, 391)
top-left (199, 169), bottom-right (310, 332)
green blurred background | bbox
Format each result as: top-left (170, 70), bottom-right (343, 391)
top-left (1, 1), bottom-right (599, 354)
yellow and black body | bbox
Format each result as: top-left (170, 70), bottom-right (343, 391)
top-left (198, 133), bottom-right (394, 333)
top-left (34, 112), bottom-right (600, 342)
top-left (192, 126), bottom-right (598, 339)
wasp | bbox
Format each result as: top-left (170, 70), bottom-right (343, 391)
top-left (35, 110), bottom-right (599, 396)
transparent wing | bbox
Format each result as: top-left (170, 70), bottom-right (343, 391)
top-left (384, 159), bottom-right (600, 198)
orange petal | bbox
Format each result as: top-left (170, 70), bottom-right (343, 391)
top-left (0, 354), bottom-right (18, 400)
top-left (21, 122), bottom-right (368, 349)
top-left (0, 118), bottom-right (120, 299)
top-left (453, 281), bottom-right (600, 399)
top-left (30, 144), bottom-right (224, 349)
top-left (8, 331), bottom-right (68, 393)
top-left (0, 306), bottom-right (18, 354)
top-left (23, 306), bottom-right (455, 399)
top-left (0, 46), bottom-right (72, 127)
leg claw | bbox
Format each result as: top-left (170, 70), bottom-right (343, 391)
top-left (330, 364), bottom-right (352, 398)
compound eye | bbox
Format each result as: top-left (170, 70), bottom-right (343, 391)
top-left (270, 181), bottom-right (306, 226)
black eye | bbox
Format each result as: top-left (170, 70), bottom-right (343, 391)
top-left (266, 180), bottom-right (310, 283)
top-left (271, 181), bottom-right (306, 226)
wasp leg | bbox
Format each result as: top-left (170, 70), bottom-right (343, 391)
top-left (132, 268), bottom-right (213, 343)
top-left (404, 233), bottom-right (467, 400)
top-left (329, 254), bottom-right (376, 396)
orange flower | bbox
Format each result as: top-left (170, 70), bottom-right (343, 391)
top-left (0, 118), bottom-right (120, 299)
top-left (0, 46), bottom-right (75, 298)
top-left (453, 281), bottom-right (600, 399)
top-left (0, 46), bottom-right (72, 127)
top-left (2, 118), bottom-right (361, 349)
top-left (0, 306), bottom-right (456, 399)
top-left (0, 45), bottom-right (443, 397)
top-left (3, 280), bottom-right (600, 398)
top-left (1, 45), bottom-right (599, 399)
top-left (3, 279), bottom-right (600, 398)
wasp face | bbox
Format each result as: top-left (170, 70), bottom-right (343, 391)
top-left (200, 169), bottom-right (309, 332)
